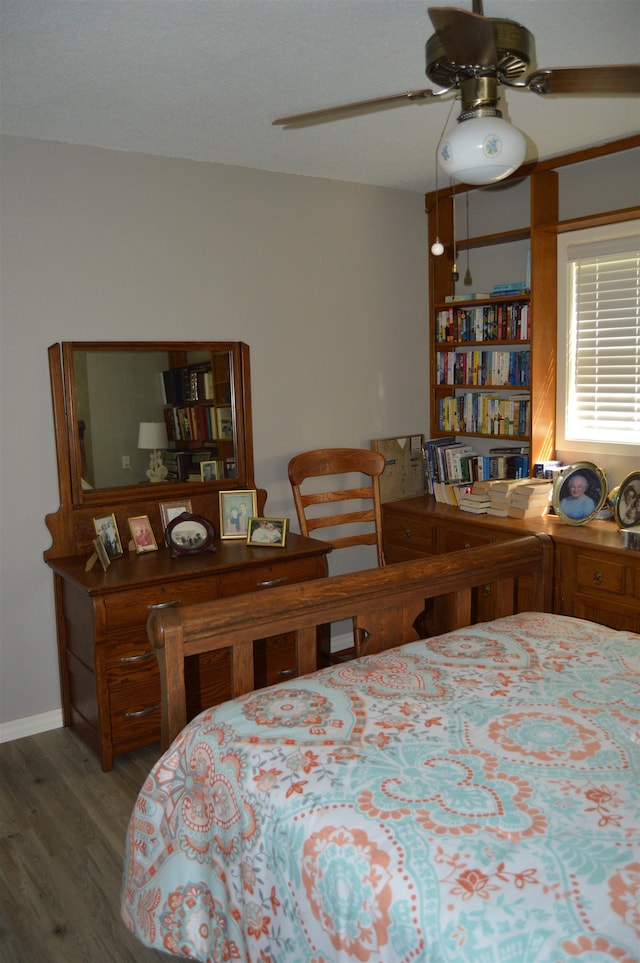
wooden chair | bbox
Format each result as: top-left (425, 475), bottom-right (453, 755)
top-left (288, 447), bottom-right (386, 661)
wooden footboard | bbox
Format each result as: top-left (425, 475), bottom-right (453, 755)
top-left (148, 534), bottom-right (553, 748)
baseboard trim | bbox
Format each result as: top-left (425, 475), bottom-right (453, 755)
top-left (0, 709), bottom-right (64, 743)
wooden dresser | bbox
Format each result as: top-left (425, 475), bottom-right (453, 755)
top-left (47, 535), bottom-right (329, 770)
top-left (383, 495), bottom-right (640, 632)
top-left (44, 340), bottom-right (331, 770)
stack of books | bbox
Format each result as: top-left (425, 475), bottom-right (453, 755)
top-left (506, 480), bottom-right (553, 519)
top-left (458, 488), bottom-right (492, 514)
top-left (486, 478), bottom-right (532, 517)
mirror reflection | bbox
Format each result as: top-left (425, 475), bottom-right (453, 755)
top-left (73, 348), bottom-right (237, 490)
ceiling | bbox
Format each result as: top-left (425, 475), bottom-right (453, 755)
top-left (1, 0), bottom-right (639, 194)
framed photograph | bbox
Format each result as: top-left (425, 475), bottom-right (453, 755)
top-left (92, 536), bottom-right (110, 572)
top-left (159, 499), bottom-right (193, 532)
top-left (552, 461), bottom-right (606, 526)
top-left (614, 470), bottom-right (640, 529)
top-left (165, 512), bottom-right (217, 558)
top-left (219, 489), bottom-right (257, 539)
top-left (93, 513), bottom-right (124, 559)
top-left (247, 517), bottom-right (288, 548)
top-left (128, 515), bottom-right (158, 554)
top-left (201, 459), bottom-right (224, 482)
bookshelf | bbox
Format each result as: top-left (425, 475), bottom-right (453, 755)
top-left (426, 170), bottom-right (559, 473)
top-left (162, 350), bottom-right (237, 481)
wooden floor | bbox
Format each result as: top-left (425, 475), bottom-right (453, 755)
top-left (0, 728), bottom-right (173, 962)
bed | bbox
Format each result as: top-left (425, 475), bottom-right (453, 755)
top-left (121, 536), bottom-right (639, 962)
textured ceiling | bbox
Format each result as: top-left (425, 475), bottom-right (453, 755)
top-left (1, 0), bottom-right (639, 194)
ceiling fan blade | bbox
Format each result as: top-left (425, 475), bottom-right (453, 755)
top-left (527, 65), bottom-right (640, 95)
top-left (428, 6), bottom-right (497, 67)
top-left (273, 89), bottom-right (434, 127)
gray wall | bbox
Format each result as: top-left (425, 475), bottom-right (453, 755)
top-left (0, 135), bottom-right (429, 730)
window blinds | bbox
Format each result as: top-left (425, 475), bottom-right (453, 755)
top-left (567, 232), bottom-right (640, 443)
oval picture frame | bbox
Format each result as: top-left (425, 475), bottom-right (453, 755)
top-left (552, 461), bottom-right (606, 526)
top-left (164, 512), bottom-right (217, 557)
top-left (614, 470), bottom-right (640, 529)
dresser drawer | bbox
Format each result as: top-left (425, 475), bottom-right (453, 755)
top-left (102, 575), bottom-right (218, 631)
top-left (440, 528), bottom-right (492, 553)
top-left (383, 513), bottom-right (436, 557)
top-left (219, 557), bottom-right (322, 596)
top-left (105, 637), bottom-right (159, 683)
top-left (576, 552), bottom-right (626, 596)
top-left (109, 679), bottom-right (162, 753)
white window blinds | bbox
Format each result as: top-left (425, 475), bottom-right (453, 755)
top-left (565, 230), bottom-right (640, 445)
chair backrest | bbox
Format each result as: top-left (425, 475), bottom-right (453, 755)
top-left (288, 448), bottom-right (386, 567)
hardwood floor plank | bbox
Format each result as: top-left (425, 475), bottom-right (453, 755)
top-left (0, 729), bottom-right (172, 962)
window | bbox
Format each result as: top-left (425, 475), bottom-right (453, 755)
top-left (557, 220), bottom-right (640, 452)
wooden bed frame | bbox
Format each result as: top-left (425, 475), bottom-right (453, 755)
top-left (148, 534), bottom-right (553, 748)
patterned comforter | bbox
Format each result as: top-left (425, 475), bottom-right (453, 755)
top-left (121, 612), bottom-right (639, 962)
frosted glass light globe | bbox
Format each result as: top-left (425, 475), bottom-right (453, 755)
top-left (431, 239), bottom-right (445, 256)
top-left (438, 116), bottom-right (527, 185)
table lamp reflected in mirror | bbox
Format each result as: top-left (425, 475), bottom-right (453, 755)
top-left (137, 422), bottom-right (169, 483)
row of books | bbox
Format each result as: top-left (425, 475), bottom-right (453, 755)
top-left (163, 404), bottom-right (232, 443)
top-left (439, 392), bottom-right (530, 437)
top-left (424, 437), bottom-right (530, 493)
top-left (162, 363), bottom-right (215, 404)
top-left (436, 348), bottom-right (530, 387)
top-left (436, 301), bottom-right (530, 344)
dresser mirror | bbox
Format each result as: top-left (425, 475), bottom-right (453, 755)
top-left (48, 341), bottom-right (255, 509)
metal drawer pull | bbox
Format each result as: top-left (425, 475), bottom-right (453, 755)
top-left (257, 577), bottom-right (288, 588)
top-left (124, 704), bottom-right (161, 719)
top-left (120, 651), bottom-right (154, 664)
top-left (277, 667), bottom-right (297, 678)
top-left (593, 570), bottom-right (603, 585)
top-left (403, 529), bottom-right (412, 538)
top-left (148, 599), bottom-right (182, 610)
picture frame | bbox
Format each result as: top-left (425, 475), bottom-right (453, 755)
top-left (128, 515), bottom-right (158, 554)
top-left (200, 459), bottom-right (224, 482)
top-left (159, 499), bottom-right (193, 532)
top-left (92, 536), bottom-right (111, 572)
top-left (164, 512), bottom-right (217, 558)
top-left (93, 513), bottom-right (124, 559)
top-left (614, 470), bottom-right (640, 529)
top-left (552, 461), bottom-right (606, 526)
top-left (246, 516), bottom-right (288, 548)
top-left (219, 489), bottom-right (257, 539)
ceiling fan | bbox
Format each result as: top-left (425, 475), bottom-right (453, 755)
top-left (273, 2), bottom-right (640, 185)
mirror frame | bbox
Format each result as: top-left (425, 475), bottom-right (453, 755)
top-left (49, 341), bottom-right (256, 509)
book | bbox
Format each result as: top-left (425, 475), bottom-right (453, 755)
top-left (508, 492), bottom-right (551, 510)
top-left (507, 503), bottom-right (550, 518)
top-left (512, 480), bottom-right (553, 495)
top-left (459, 502), bottom-right (490, 514)
top-left (491, 282), bottom-right (529, 294)
top-left (487, 506), bottom-right (509, 517)
top-left (458, 491), bottom-right (492, 505)
top-left (444, 293), bottom-right (490, 302)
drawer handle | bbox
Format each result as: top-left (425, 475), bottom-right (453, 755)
top-left (124, 704), bottom-right (161, 719)
top-left (257, 577), bottom-right (287, 588)
top-left (148, 599), bottom-right (182, 610)
top-left (593, 570), bottom-right (603, 585)
top-left (464, 542), bottom-right (471, 549)
top-left (403, 528), bottom-right (412, 538)
top-left (120, 650), bottom-right (155, 664)
top-left (277, 668), bottom-right (296, 678)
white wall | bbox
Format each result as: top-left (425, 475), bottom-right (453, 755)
top-left (0, 135), bottom-right (429, 730)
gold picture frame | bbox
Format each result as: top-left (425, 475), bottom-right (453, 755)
top-left (92, 512), bottom-right (124, 558)
top-left (128, 515), bottom-right (158, 554)
top-left (246, 517), bottom-right (288, 548)
top-left (219, 490), bottom-right (257, 539)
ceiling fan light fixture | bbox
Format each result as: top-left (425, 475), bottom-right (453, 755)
top-left (438, 114), bottom-right (527, 185)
